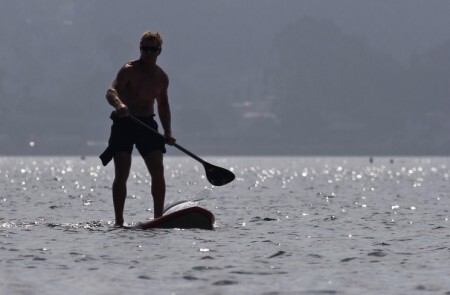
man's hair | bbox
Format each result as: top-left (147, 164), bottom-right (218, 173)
top-left (140, 31), bottom-right (163, 47)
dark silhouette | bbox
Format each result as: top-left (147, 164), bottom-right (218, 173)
top-left (100, 32), bottom-right (176, 226)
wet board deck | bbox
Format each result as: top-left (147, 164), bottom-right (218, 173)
top-left (134, 206), bottom-right (215, 230)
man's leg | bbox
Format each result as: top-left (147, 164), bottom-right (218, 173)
top-left (143, 150), bottom-right (165, 218)
top-left (113, 152), bottom-right (131, 226)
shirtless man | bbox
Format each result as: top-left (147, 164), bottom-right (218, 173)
top-left (102, 32), bottom-right (176, 226)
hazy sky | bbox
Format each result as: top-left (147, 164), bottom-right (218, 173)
top-left (99, 0), bottom-right (450, 62)
top-left (1, 0), bottom-right (450, 155)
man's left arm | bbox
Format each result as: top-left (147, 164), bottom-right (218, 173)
top-left (157, 76), bottom-right (176, 145)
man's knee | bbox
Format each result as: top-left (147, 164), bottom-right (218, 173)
top-left (114, 152), bottom-right (131, 183)
top-left (149, 164), bottom-right (164, 180)
top-left (144, 151), bottom-right (164, 177)
top-left (114, 173), bottom-right (129, 185)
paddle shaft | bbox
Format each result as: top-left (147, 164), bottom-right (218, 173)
top-left (128, 115), bottom-right (206, 165)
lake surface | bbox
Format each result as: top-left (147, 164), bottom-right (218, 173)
top-left (1, 156), bottom-right (449, 294)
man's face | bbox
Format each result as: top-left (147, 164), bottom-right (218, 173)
top-left (140, 39), bottom-right (161, 58)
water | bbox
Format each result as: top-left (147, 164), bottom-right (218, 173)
top-left (1, 156), bottom-right (449, 295)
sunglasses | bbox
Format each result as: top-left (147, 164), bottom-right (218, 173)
top-left (140, 46), bottom-right (161, 53)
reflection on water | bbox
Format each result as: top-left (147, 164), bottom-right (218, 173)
top-left (1, 156), bottom-right (449, 294)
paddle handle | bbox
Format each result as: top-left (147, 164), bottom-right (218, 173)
top-left (128, 115), bottom-right (206, 164)
top-left (173, 143), bottom-right (206, 164)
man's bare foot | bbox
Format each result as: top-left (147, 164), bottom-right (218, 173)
top-left (115, 219), bottom-right (124, 227)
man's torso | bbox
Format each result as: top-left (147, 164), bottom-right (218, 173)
top-left (118, 60), bottom-right (167, 116)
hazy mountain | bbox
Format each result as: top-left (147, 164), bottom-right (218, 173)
top-left (1, 1), bottom-right (449, 155)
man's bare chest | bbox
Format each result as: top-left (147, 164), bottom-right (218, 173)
top-left (125, 73), bottom-right (163, 99)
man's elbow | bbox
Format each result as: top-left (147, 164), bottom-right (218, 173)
top-left (106, 88), bottom-right (116, 99)
top-left (158, 103), bottom-right (170, 113)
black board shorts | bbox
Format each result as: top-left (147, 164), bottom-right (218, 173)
top-left (99, 112), bottom-right (166, 166)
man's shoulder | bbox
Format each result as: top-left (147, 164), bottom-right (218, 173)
top-left (156, 65), bottom-right (169, 81)
top-left (128, 59), bottom-right (140, 66)
top-left (123, 60), bottom-right (139, 70)
top-left (118, 60), bottom-right (139, 77)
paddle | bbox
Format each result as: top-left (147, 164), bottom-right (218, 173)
top-left (128, 115), bottom-right (235, 186)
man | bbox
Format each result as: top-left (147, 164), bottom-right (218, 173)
top-left (100, 31), bottom-right (176, 226)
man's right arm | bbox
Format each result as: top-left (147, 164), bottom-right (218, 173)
top-left (106, 66), bottom-right (129, 117)
top-left (106, 87), bottom-right (122, 108)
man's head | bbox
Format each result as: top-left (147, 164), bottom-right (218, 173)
top-left (140, 31), bottom-right (163, 55)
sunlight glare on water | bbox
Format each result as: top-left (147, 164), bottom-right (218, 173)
top-left (0, 156), bottom-right (449, 294)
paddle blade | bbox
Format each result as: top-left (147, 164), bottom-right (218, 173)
top-left (204, 162), bottom-right (235, 186)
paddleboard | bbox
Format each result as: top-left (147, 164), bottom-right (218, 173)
top-left (134, 201), bottom-right (215, 230)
